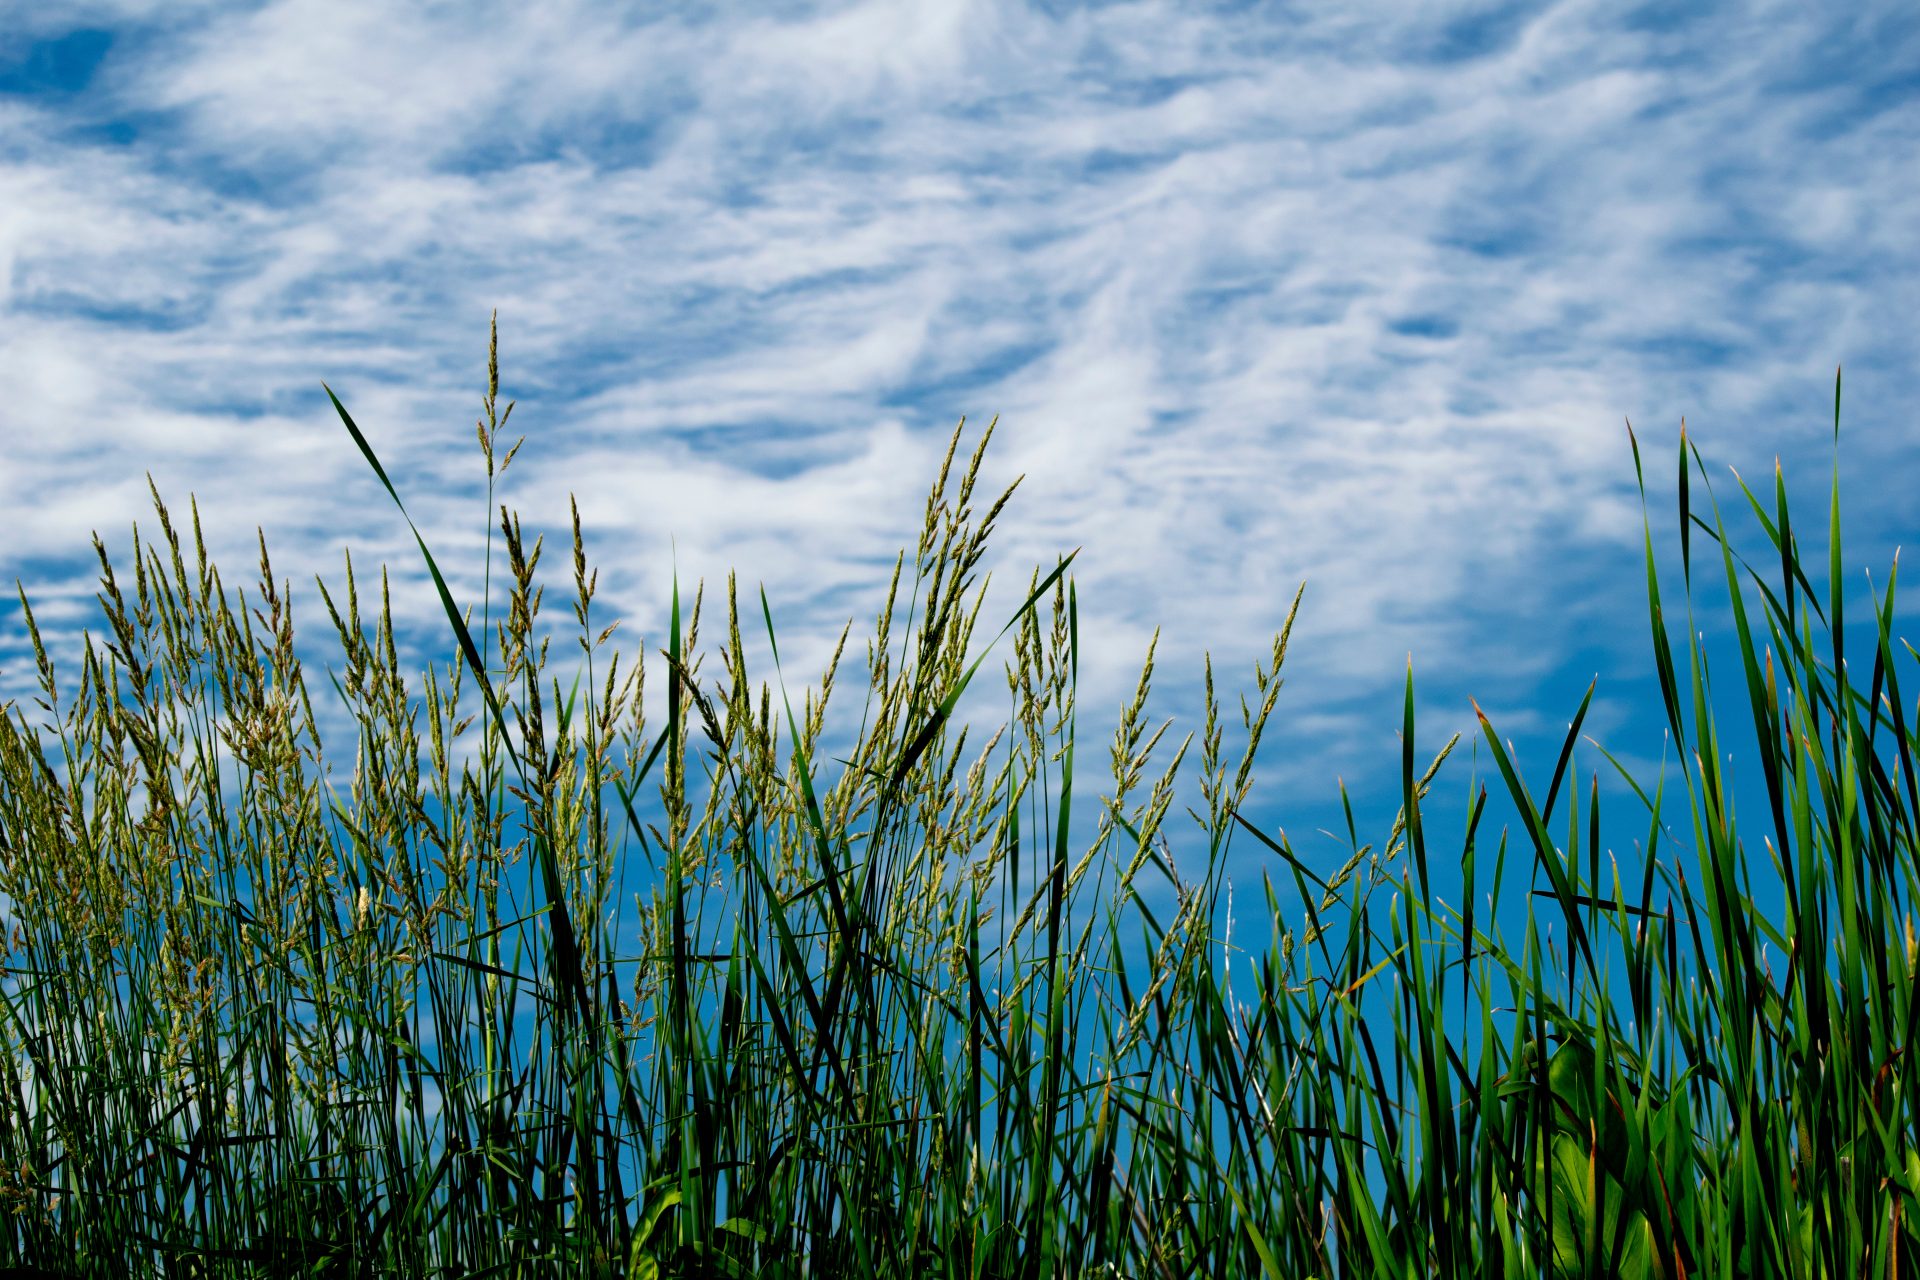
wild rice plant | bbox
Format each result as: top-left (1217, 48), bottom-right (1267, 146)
top-left (0, 321), bottom-right (1912, 1278)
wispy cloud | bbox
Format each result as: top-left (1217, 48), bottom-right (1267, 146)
top-left (2, 0), bottom-right (1915, 901)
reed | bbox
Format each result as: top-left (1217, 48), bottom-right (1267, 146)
top-left (0, 321), bottom-right (1912, 1277)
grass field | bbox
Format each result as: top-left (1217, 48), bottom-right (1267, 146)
top-left (0, 318), bottom-right (1913, 1277)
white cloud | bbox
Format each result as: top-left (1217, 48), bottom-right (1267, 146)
top-left (0, 0), bottom-right (1913, 900)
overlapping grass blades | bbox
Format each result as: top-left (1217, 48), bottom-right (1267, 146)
top-left (0, 327), bottom-right (1913, 1277)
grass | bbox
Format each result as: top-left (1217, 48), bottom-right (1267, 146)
top-left (0, 317), bottom-right (1913, 1278)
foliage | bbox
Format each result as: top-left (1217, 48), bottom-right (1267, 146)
top-left (0, 325), bottom-right (1913, 1278)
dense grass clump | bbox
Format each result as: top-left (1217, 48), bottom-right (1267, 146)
top-left (0, 322), bottom-right (1914, 1278)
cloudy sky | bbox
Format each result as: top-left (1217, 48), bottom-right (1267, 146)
top-left (3, 0), bottom-right (1917, 1159)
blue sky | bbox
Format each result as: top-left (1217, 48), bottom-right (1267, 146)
top-left (3, 0), bottom-right (1918, 1239)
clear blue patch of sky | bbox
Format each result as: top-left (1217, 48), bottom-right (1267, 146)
top-left (0, 28), bottom-right (151, 151)
top-left (1615, 0), bottom-right (1723, 37)
top-left (0, 28), bottom-right (114, 97)
top-left (1401, 0), bottom-right (1551, 67)
top-left (59, 117), bottom-right (140, 147)
top-left (3, 550), bottom-right (113, 604)
top-left (887, 338), bottom-right (1053, 415)
top-left (1386, 313), bottom-right (1459, 341)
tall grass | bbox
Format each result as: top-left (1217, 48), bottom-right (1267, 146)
top-left (0, 322), bottom-right (1913, 1277)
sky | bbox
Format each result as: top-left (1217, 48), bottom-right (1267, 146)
top-left (2, 0), bottom-right (1918, 1248)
